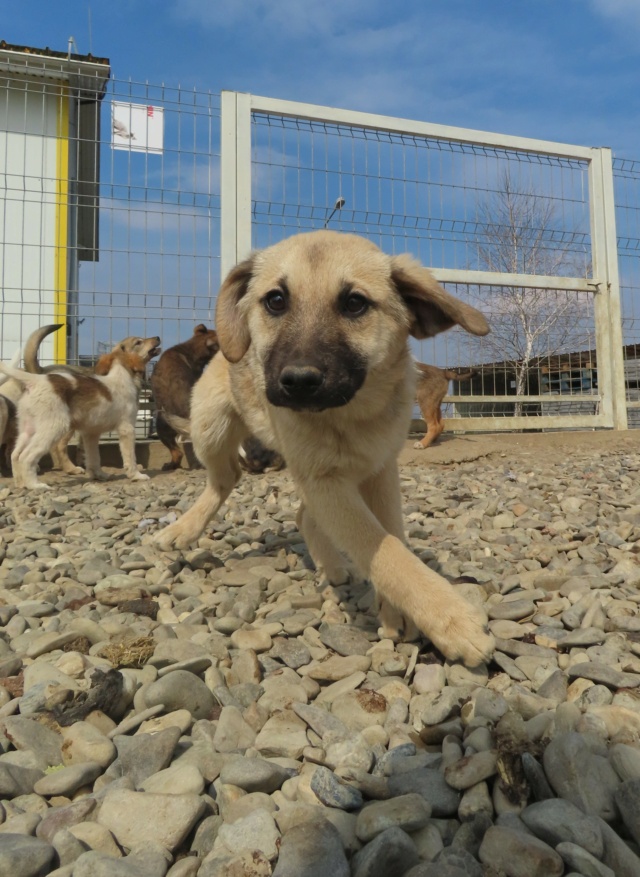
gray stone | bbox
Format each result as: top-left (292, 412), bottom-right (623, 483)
top-left (355, 794), bottom-right (431, 841)
top-left (351, 827), bottom-right (419, 877)
top-left (36, 798), bottom-right (98, 843)
top-left (387, 767), bottom-right (461, 817)
top-left (269, 637), bottom-right (312, 669)
top-left (98, 788), bottom-right (205, 852)
top-left (479, 825), bottom-right (563, 877)
top-left (73, 847), bottom-right (171, 877)
top-left (108, 727), bottom-right (182, 787)
top-left (407, 847), bottom-right (484, 877)
top-left (216, 809), bottom-right (280, 861)
top-left (219, 755), bottom-right (291, 793)
top-left (33, 761), bottom-right (102, 796)
top-left (318, 623), bottom-right (373, 656)
top-left (614, 778), bottom-right (640, 846)
top-left (556, 841), bottom-right (615, 877)
top-left (272, 819), bottom-right (349, 877)
top-left (0, 833), bottom-right (56, 877)
top-left (521, 799), bottom-right (604, 857)
top-left (143, 670), bottom-right (216, 719)
top-left (310, 766), bottom-right (363, 810)
top-left (0, 763), bottom-right (44, 798)
top-left (2, 716), bottom-right (63, 768)
top-left (543, 732), bottom-right (620, 822)
top-left (567, 662), bottom-right (640, 689)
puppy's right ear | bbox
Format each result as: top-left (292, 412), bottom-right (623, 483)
top-left (193, 323), bottom-right (208, 335)
top-left (215, 256), bottom-right (255, 363)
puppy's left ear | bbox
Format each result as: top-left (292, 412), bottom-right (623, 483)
top-left (391, 254), bottom-right (489, 338)
top-left (215, 256), bottom-right (256, 363)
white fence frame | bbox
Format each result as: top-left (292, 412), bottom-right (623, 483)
top-left (220, 91), bottom-right (628, 432)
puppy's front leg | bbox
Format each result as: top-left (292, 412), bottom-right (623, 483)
top-left (360, 462), bottom-right (418, 642)
top-left (118, 423), bottom-right (149, 481)
top-left (296, 503), bottom-right (352, 585)
top-left (154, 393), bottom-right (246, 550)
top-left (82, 434), bottom-right (111, 481)
top-left (302, 475), bottom-right (494, 667)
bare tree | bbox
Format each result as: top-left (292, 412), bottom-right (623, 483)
top-left (472, 171), bottom-right (591, 415)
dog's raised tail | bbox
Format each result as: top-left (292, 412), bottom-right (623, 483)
top-left (23, 324), bottom-right (64, 374)
top-left (162, 411), bottom-right (192, 437)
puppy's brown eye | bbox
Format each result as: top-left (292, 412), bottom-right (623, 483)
top-left (343, 293), bottom-right (369, 316)
top-left (264, 290), bottom-right (287, 315)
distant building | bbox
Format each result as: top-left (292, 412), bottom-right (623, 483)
top-left (0, 41), bottom-right (110, 364)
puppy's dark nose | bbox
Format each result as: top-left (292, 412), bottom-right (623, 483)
top-left (279, 364), bottom-right (324, 396)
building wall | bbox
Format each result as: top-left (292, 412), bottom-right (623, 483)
top-left (0, 79), bottom-right (68, 363)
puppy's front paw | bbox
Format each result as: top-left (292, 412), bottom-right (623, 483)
top-left (89, 470), bottom-right (112, 482)
top-left (154, 521), bottom-right (196, 551)
top-left (131, 471), bottom-right (150, 481)
top-left (435, 602), bottom-right (495, 668)
top-left (65, 465), bottom-right (85, 475)
top-left (413, 441), bottom-right (426, 450)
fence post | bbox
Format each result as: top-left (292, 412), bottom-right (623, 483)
top-left (590, 148), bottom-right (628, 430)
top-left (220, 91), bottom-right (252, 283)
top-left (600, 148), bottom-right (628, 430)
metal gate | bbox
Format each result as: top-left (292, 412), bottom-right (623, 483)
top-left (220, 91), bottom-right (627, 432)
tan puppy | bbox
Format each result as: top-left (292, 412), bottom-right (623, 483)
top-left (0, 351), bottom-right (149, 490)
top-left (155, 231), bottom-right (494, 667)
top-left (414, 363), bottom-right (477, 450)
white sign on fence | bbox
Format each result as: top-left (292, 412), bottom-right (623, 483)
top-left (112, 101), bottom-right (164, 154)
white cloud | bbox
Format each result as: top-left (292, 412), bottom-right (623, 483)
top-left (589, 0), bottom-right (640, 32)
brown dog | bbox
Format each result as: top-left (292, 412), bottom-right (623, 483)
top-left (414, 363), bottom-right (477, 449)
top-left (154, 231), bottom-right (494, 667)
top-left (151, 324), bottom-right (219, 470)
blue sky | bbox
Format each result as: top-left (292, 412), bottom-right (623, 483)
top-left (3, 0), bottom-right (640, 159)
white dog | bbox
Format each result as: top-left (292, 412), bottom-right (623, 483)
top-left (0, 351), bottom-right (149, 490)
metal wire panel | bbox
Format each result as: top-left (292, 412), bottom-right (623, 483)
top-left (248, 107), bottom-right (603, 427)
top-left (0, 73), bottom-right (221, 367)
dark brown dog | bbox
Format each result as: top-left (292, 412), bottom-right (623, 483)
top-left (414, 363), bottom-right (477, 449)
top-left (151, 324), bottom-right (219, 470)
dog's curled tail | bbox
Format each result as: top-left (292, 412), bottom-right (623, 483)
top-left (0, 350), bottom-right (21, 387)
top-left (161, 411), bottom-right (191, 437)
top-left (23, 324), bottom-right (64, 374)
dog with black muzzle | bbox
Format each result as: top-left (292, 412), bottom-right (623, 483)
top-left (154, 230), bottom-right (494, 667)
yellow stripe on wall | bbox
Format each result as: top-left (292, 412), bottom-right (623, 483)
top-left (54, 86), bottom-right (69, 363)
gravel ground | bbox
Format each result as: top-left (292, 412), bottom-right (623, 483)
top-left (1, 432), bottom-right (640, 876)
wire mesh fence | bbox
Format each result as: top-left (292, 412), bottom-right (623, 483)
top-left (0, 60), bottom-right (637, 437)
top-left (247, 106), bottom-right (604, 427)
top-left (0, 70), bottom-right (222, 370)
